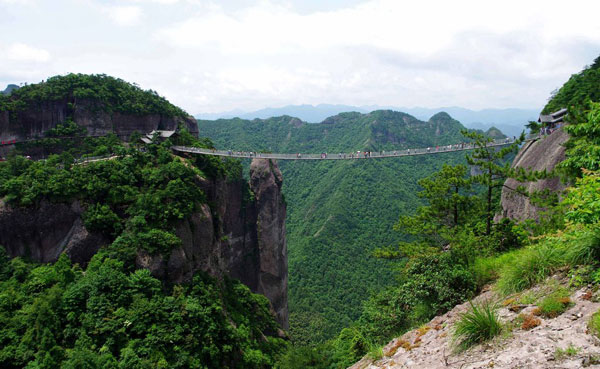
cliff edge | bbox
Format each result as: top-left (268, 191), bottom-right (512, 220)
top-left (498, 128), bottom-right (569, 221)
top-left (0, 158), bottom-right (289, 329)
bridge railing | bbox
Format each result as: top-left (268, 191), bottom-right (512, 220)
top-left (171, 135), bottom-right (540, 160)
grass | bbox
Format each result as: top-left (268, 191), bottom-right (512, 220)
top-left (473, 225), bottom-right (600, 296)
top-left (588, 310), bottom-right (600, 337)
top-left (554, 344), bottom-right (580, 360)
top-left (452, 300), bottom-right (503, 352)
top-left (534, 287), bottom-right (572, 318)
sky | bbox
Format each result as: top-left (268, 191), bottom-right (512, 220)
top-left (1, 0), bottom-right (600, 114)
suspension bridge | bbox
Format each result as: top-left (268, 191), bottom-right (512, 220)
top-left (172, 135), bottom-right (537, 161)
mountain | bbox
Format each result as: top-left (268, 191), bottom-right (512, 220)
top-left (198, 110), bottom-right (481, 343)
top-left (196, 105), bottom-right (539, 137)
top-left (0, 74), bottom-right (289, 367)
top-left (1, 84), bottom-right (19, 95)
top-left (0, 74), bottom-right (198, 149)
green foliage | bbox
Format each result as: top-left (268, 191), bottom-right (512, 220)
top-left (0, 246), bottom-right (285, 368)
top-left (200, 111), bottom-right (478, 345)
top-left (0, 141), bottom-right (211, 255)
top-left (83, 204), bottom-right (122, 237)
top-left (588, 310), bottom-right (600, 337)
top-left (536, 288), bottom-right (572, 318)
top-left (0, 74), bottom-right (187, 118)
top-left (554, 345), bottom-right (580, 361)
top-left (452, 300), bottom-right (503, 352)
top-left (560, 103), bottom-right (600, 178)
top-left (463, 129), bottom-right (523, 235)
top-left (543, 57), bottom-right (600, 114)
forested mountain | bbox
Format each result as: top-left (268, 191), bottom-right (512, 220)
top-left (0, 75), bottom-right (288, 368)
top-left (198, 110), bottom-right (486, 343)
top-left (196, 105), bottom-right (536, 137)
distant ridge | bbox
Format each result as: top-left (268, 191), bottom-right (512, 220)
top-left (196, 104), bottom-right (539, 137)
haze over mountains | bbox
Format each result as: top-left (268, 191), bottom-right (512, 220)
top-left (196, 104), bottom-right (540, 138)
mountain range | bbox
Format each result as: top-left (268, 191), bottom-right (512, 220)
top-left (196, 104), bottom-right (540, 137)
top-left (197, 110), bottom-right (485, 344)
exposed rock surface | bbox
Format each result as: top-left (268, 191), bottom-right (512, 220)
top-left (0, 199), bottom-right (107, 265)
top-left (498, 128), bottom-right (569, 221)
top-left (351, 278), bottom-right (600, 369)
top-left (0, 99), bottom-right (199, 143)
top-left (0, 158), bottom-right (288, 329)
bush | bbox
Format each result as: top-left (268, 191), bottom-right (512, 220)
top-left (452, 300), bottom-right (503, 351)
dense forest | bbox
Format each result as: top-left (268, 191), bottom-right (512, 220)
top-left (0, 77), bottom-right (286, 368)
top-left (0, 74), bottom-right (187, 118)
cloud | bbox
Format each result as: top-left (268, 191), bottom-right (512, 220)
top-left (103, 5), bottom-right (142, 26)
top-left (5, 43), bottom-right (50, 62)
top-left (150, 0), bottom-right (600, 112)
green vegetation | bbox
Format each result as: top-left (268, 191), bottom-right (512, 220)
top-left (588, 310), bottom-right (600, 337)
top-left (0, 126), bottom-right (283, 367)
top-left (0, 73), bottom-right (187, 118)
top-left (199, 111), bottom-right (483, 344)
top-left (554, 345), bottom-right (580, 361)
top-left (536, 288), bottom-right (572, 318)
top-left (0, 249), bottom-right (285, 368)
top-left (452, 301), bottom-right (503, 352)
top-left (543, 56), bottom-right (600, 114)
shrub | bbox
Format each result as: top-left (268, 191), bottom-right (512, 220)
top-left (452, 300), bottom-right (503, 351)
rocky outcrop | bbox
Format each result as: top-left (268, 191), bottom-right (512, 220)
top-left (351, 278), bottom-right (600, 369)
top-left (251, 159), bottom-right (288, 328)
top-left (0, 200), bottom-right (108, 265)
top-left (0, 99), bottom-right (198, 143)
top-left (497, 128), bottom-right (569, 221)
top-left (0, 158), bottom-right (288, 329)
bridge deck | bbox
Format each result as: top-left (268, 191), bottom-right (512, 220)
top-left (172, 136), bottom-right (536, 160)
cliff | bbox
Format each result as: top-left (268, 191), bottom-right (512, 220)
top-left (0, 99), bottom-right (198, 143)
top-left (497, 128), bottom-right (569, 221)
top-left (0, 158), bottom-right (288, 329)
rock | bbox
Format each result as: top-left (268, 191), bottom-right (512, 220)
top-left (0, 199), bottom-right (107, 266)
top-left (0, 98), bottom-right (199, 151)
top-left (497, 128), bottom-right (569, 222)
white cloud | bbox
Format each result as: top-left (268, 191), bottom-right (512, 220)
top-left (103, 5), bottom-right (142, 26)
top-left (5, 43), bottom-right (50, 62)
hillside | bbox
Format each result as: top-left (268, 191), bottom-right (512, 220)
top-left (0, 75), bottom-right (289, 368)
top-left (198, 110), bottom-right (478, 343)
top-left (196, 105), bottom-right (536, 137)
top-left (345, 54), bottom-right (600, 369)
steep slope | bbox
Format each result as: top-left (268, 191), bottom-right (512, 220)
top-left (351, 278), bottom-right (600, 369)
top-left (498, 128), bottom-right (568, 221)
top-left (198, 110), bottom-right (472, 343)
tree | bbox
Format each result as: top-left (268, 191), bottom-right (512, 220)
top-left (376, 164), bottom-right (479, 259)
top-left (463, 130), bottom-right (524, 236)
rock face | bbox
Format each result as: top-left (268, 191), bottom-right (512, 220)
top-left (0, 199), bottom-right (107, 265)
top-left (0, 99), bottom-right (199, 143)
top-left (351, 279), bottom-right (600, 369)
top-left (498, 128), bottom-right (569, 221)
top-left (0, 158), bottom-right (288, 329)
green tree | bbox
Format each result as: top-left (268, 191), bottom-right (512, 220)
top-left (463, 130), bottom-right (523, 236)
